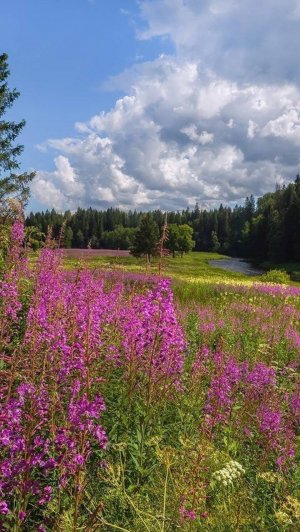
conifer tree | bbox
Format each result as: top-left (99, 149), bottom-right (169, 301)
top-left (131, 213), bottom-right (159, 262)
top-left (0, 53), bottom-right (35, 217)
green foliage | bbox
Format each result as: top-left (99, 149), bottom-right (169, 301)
top-left (2, 242), bottom-right (300, 529)
top-left (0, 222), bottom-right (10, 271)
top-left (75, 229), bottom-right (84, 248)
top-left (177, 224), bottom-right (194, 256)
top-left (102, 225), bottom-right (136, 250)
top-left (167, 224), bottom-right (180, 257)
top-left (25, 226), bottom-right (44, 251)
top-left (167, 223), bottom-right (195, 257)
top-left (260, 269), bottom-right (290, 284)
top-left (25, 176), bottom-right (300, 270)
top-left (0, 53), bottom-right (35, 216)
top-left (64, 226), bottom-right (73, 248)
top-left (131, 213), bottom-right (159, 261)
top-left (210, 230), bottom-right (220, 252)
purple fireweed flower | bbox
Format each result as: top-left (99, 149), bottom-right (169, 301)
top-left (38, 486), bottom-right (52, 505)
top-left (180, 505), bottom-right (197, 520)
top-left (119, 279), bottom-right (185, 400)
top-left (204, 355), bottom-right (242, 431)
top-left (290, 389), bottom-right (300, 423)
top-left (286, 328), bottom-right (300, 353)
top-left (10, 220), bottom-right (24, 244)
top-left (258, 406), bottom-right (282, 434)
top-left (246, 363), bottom-right (276, 390)
top-left (0, 501), bottom-right (9, 514)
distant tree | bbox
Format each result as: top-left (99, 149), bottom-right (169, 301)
top-left (90, 235), bottom-right (99, 249)
top-left (102, 225), bottom-right (136, 250)
top-left (210, 230), bottom-right (220, 252)
top-left (244, 194), bottom-right (255, 221)
top-left (75, 229), bottom-right (84, 248)
top-left (0, 53), bottom-right (35, 218)
top-left (218, 204), bottom-right (230, 252)
top-left (177, 224), bottom-right (195, 256)
top-left (64, 226), bottom-right (73, 248)
top-left (167, 224), bottom-right (180, 257)
top-left (24, 175), bottom-right (300, 264)
top-left (131, 214), bottom-right (159, 262)
top-left (167, 224), bottom-right (194, 257)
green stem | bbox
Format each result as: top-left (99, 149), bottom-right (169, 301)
top-left (161, 464), bottom-right (170, 532)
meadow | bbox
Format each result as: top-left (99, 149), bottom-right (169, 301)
top-left (1, 222), bottom-right (300, 530)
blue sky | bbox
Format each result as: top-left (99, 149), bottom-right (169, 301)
top-left (2, 0), bottom-right (172, 208)
top-left (2, 0), bottom-right (300, 212)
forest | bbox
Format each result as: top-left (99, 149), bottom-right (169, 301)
top-left (26, 176), bottom-right (300, 264)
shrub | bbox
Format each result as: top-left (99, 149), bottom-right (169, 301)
top-left (291, 271), bottom-right (300, 282)
top-left (260, 269), bottom-right (290, 284)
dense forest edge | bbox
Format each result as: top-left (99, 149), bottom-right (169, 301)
top-left (26, 176), bottom-right (300, 268)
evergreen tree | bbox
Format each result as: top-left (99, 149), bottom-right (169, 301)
top-left (90, 235), bottom-right (99, 249)
top-left (0, 53), bottom-right (35, 217)
top-left (131, 214), bottom-right (159, 262)
top-left (210, 230), bottom-right (220, 252)
top-left (24, 175), bottom-right (300, 264)
top-left (75, 229), bottom-right (84, 248)
top-left (64, 226), bottom-right (73, 248)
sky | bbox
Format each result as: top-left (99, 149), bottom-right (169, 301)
top-left (2, 0), bottom-right (300, 213)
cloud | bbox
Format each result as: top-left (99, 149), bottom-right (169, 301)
top-left (247, 121), bottom-right (258, 140)
top-left (261, 109), bottom-right (300, 144)
top-left (138, 0), bottom-right (300, 85)
top-left (181, 126), bottom-right (214, 145)
top-left (32, 155), bottom-right (84, 210)
top-left (32, 1), bottom-right (300, 211)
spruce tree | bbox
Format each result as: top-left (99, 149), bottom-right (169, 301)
top-left (131, 213), bottom-right (159, 262)
top-left (0, 53), bottom-right (35, 217)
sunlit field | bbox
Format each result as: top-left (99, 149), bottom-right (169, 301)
top-left (61, 250), bottom-right (254, 280)
top-left (1, 223), bottom-right (300, 530)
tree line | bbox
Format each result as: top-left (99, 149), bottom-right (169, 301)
top-left (1, 52), bottom-right (299, 266)
top-left (26, 176), bottom-right (300, 264)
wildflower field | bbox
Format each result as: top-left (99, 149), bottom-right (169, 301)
top-left (1, 222), bottom-right (300, 530)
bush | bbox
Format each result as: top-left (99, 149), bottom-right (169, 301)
top-left (260, 269), bottom-right (290, 284)
top-left (291, 271), bottom-right (300, 282)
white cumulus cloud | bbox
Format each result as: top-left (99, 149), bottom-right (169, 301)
top-left (32, 0), bottom-right (300, 211)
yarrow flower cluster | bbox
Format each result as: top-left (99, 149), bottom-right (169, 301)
top-left (212, 460), bottom-right (245, 487)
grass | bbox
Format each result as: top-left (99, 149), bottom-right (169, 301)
top-left (29, 251), bottom-right (299, 307)
top-left (61, 251), bottom-right (257, 284)
top-left (59, 251), bottom-right (300, 305)
top-left (4, 235), bottom-right (300, 530)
